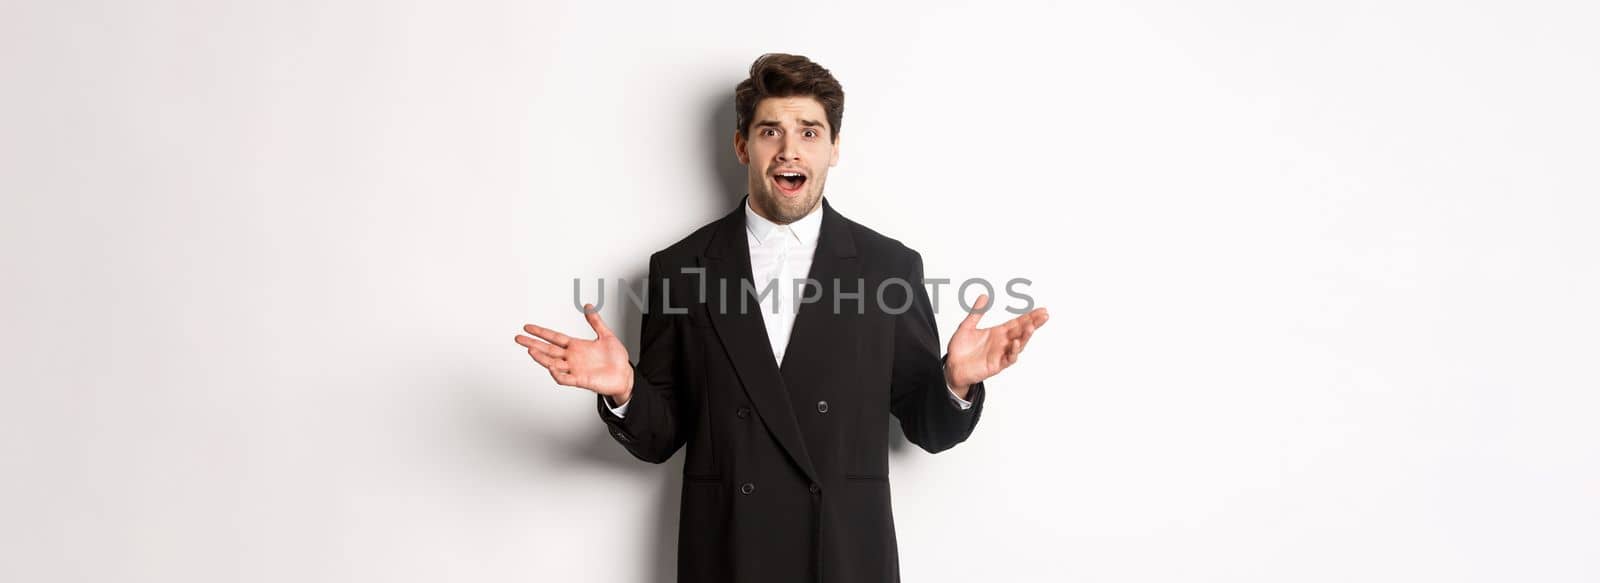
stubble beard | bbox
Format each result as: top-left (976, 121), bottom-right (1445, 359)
top-left (751, 174), bottom-right (826, 225)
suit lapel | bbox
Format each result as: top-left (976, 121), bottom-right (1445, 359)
top-left (701, 197), bottom-right (819, 486)
top-left (778, 198), bottom-right (860, 382)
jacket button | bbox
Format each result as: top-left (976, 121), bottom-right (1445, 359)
top-left (816, 400), bottom-right (829, 414)
top-left (809, 483), bottom-right (821, 494)
top-left (736, 407), bottom-right (750, 419)
top-left (740, 482), bottom-right (755, 495)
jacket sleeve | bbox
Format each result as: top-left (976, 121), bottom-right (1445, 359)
top-left (889, 249), bottom-right (985, 453)
top-left (596, 253), bottom-right (690, 463)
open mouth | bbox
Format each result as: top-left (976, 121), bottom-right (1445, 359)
top-left (772, 171), bottom-right (807, 195)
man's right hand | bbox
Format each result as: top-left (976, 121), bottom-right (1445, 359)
top-left (515, 303), bottom-right (635, 405)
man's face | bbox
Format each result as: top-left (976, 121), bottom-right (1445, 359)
top-left (735, 96), bottom-right (840, 224)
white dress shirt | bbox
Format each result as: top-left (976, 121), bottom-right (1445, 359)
top-left (607, 197), bottom-right (970, 417)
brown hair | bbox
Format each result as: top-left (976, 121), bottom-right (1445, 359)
top-left (735, 53), bottom-right (845, 143)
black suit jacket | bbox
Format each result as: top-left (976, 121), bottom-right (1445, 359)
top-left (599, 197), bottom-right (986, 583)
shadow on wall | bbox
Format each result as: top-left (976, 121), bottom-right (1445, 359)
top-left (455, 364), bottom-right (681, 581)
top-left (704, 87), bottom-right (747, 207)
top-left (459, 91), bottom-right (744, 583)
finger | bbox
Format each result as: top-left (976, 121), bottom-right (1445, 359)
top-left (523, 323), bottom-right (572, 348)
top-left (959, 294), bottom-right (990, 332)
top-left (583, 304), bottom-right (614, 339)
top-left (526, 340), bottom-right (566, 359)
top-left (526, 348), bottom-right (569, 374)
top-left (996, 307), bottom-right (1047, 335)
top-left (996, 317), bottom-right (1022, 338)
top-left (1015, 308), bottom-right (1047, 350)
top-left (996, 308), bottom-right (1047, 343)
top-left (514, 334), bottom-right (564, 354)
top-left (548, 367), bottom-right (571, 387)
top-left (1006, 338), bottom-right (1022, 365)
top-left (528, 348), bottom-right (568, 372)
top-left (1029, 307), bottom-right (1050, 327)
top-left (1016, 321), bottom-right (1036, 351)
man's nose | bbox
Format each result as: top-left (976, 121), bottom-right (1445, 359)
top-left (778, 136), bottom-right (801, 162)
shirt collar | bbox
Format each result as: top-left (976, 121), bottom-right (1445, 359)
top-left (744, 196), bottom-right (824, 247)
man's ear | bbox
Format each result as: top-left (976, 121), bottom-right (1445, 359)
top-left (733, 130), bottom-right (749, 165)
top-left (829, 132), bottom-right (841, 167)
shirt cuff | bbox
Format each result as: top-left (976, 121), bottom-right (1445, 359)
top-left (605, 395), bottom-right (630, 418)
top-left (944, 365), bottom-right (974, 410)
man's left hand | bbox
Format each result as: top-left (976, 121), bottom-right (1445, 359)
top-left (944, 294), bottom-right (1049, 398)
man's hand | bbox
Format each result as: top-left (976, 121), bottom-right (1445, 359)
top-left (515, 304), bottom-right (635, 405)
top-left (944, 294), bottom-right (1048, 398)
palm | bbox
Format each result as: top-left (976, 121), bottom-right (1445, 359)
top-left (560, 334), bottom-right (632, 395)
top-left (946, 324), bottom-right (1007, 387)
top-left (944, 295), bottom-right (1048, 389)
top-left (515, 304), bottom-right (634, 399)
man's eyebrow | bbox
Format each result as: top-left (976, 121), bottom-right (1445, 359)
top-left (753, 119), bottom-right (829, 130)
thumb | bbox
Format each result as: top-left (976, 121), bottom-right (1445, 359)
top-left (959, 294), bottom-right (989, 332)
top-left (583, 304), bottom-right (614, 338)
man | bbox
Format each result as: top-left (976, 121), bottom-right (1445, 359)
top-left (514, 53), bottom-right (1048, 583)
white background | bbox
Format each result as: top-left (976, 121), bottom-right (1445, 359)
top-left (3, 1), bottom-right (1597, 581)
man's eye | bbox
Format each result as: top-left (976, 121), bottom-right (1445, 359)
top-left (804, 130), bottom-right (817, 138)
top-left (762, 129), bottom-right (778, 137)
